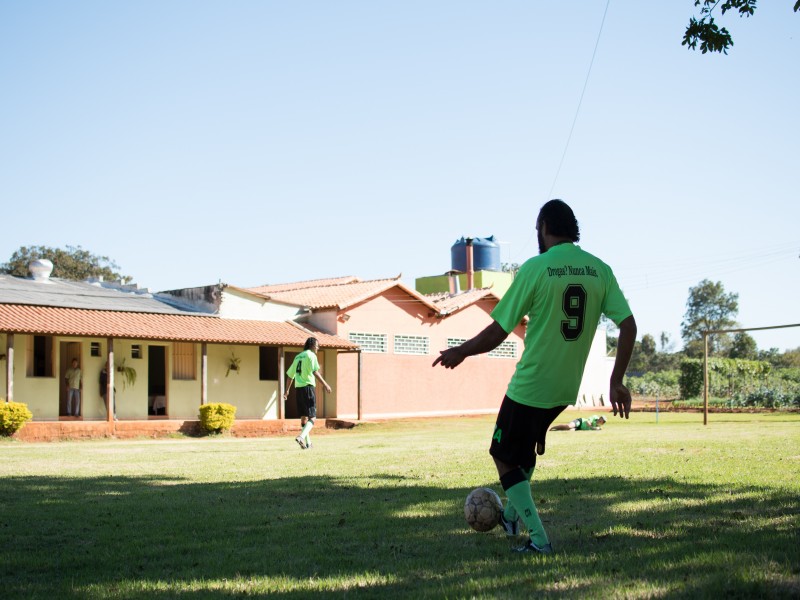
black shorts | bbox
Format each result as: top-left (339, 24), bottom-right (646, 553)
top-left (489, 396), bottom-right (568, 470)
top-left (296, 385), bottom-right (317, 419)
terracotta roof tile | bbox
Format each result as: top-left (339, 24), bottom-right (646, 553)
top-left (246, 275), bottom-right (442, 312)
top-left (427, 288), bottom-right (500, 315)
top-left (249, 276), bottom-right (361, 294)
top-left (0, 304), bottom-right (357, 349)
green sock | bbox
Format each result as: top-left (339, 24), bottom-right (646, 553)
top-left (505, 479), bottom-right (548, 546)
top-left (503, 467), bottom-right (534, 522)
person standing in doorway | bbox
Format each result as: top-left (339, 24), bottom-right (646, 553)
top-left (65, 358), bottom-right (82, 417)
top-left (284, 337), bottom-right (331, 450)
top-left (432, 199), bottom-right (637, 555)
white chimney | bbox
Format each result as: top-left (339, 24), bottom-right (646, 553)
top-left (29, 259), bottom-right (54, 281)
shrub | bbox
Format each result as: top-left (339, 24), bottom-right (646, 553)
top-left (679, 358), bottom-right (771, 399)
top-left (198, 403), bottom-right (236, 434)
top-left (626, 370), bottom-right (680, 399)
top-left (0, 401), bottom-right (33, 436)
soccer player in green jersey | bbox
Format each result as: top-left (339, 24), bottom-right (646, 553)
top-left (284, 337), bottom-right (332, 449)
top-left (433, 199), bottom-right (637, 555)
top-left (549, 414), bottom-right (607, 431)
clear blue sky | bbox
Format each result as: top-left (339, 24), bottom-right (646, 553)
top-left (1, 1), bottom-right (798, 351)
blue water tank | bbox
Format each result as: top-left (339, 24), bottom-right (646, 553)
top-left (450, 235), bottom-right (501, 272)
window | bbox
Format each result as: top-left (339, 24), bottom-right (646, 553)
top-left (447, 338), bottom-right (467, 348)
top-left (131, 345), bottom-right (142, 359)
top-left (348, 332), bottom-right (388, 354)
top-left (27, 335), bottom-right (54, 377)
top-left (90, 342), bottom-right (101, 357)
top-left (172, 342), bottom-right (196, 380)
top-left (259, 346), bottom-right (279, 380)
top-left (488, 340), bottom-right (518, 359)
top-left (394, 334), bottom-right (429, 355)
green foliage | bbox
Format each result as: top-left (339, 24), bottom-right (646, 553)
top-left (680, 279), bottom-right (739, 354)
top-left (679, 357), bottom-right (771, 399)
top-left (225, 352), bottom-right (241, 377)
top-left (729, 331), bottom-right (758, 359)
top-left (500, 262), bottom-right (520, 276)
top-left (0, 401), bottom-right (33, 436)
top-left (731, 386), bottom-right (800, 409)
top-left (115, 359), bottom-right (137, 389)
top-left (198, 403), bottom-right (237, 434)
top-left (625, 370), bottom-right (680, 399)
top-left (683, 1), bottom-right (799, 54)
top-left (0, 245), bottom-right (132, 283)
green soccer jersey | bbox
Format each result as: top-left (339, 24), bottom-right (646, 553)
top-left (286, 349), bottom-right (320, 388)
top-left (578, 415), bottom-right (603, 430)
top-left (491, 243), bottom-right (632, 409)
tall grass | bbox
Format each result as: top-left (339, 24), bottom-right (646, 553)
top-left (1, 412), bottom-right (798, 599)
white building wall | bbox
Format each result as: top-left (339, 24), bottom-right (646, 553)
top-left (574, 327), bottom-right (611, 408)
top-left (218, 290), bottom-right (303, 321)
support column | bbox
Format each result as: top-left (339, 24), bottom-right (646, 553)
top-left (201, 343), bottom-right (208, 405)
top-left (5, 334), bottom-right (13, 403)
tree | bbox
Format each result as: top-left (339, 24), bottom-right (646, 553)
top-left (729, 331), bottom-right (758, 359)
top-left (501, 262), bottom-right (520, 277)
top-left (681, 279), bottom-right (739, 355)
top-left (683, 1), bottom-right (800, 54)
top-left (1, 245), bottom-right (132, 283)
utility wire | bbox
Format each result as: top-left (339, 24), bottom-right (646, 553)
top-left (515, 0), bottom-right (612, 260)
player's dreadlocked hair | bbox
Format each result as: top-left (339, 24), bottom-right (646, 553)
top-left (537, 199), bottom-right (580, 242)
top-left (304, 337), bottom-right (318, 351)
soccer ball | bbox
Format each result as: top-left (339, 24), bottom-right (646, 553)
top-left (464, 487), bottom-right (502, 532)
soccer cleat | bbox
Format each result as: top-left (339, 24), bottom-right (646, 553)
top-left (513, 538), bottom-right (553, 555)
top-left (295, 436), bottom-right (307, 449)
top-left (499, 513), bottom-right (521, 536)
top-left (306, 441), bottom-right (313, 449)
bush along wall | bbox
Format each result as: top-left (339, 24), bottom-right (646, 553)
top-left (198, 403), bottom-right (237, 434)
top-left (0, 402), bottom-right (34, 436)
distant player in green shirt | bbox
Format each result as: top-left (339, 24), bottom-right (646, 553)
top-left (284, 337), bottom-right (331, 450)
top-left (433, 199), bottom-right (637, 555)
top-left (550, 414), bottom-right (607, 431)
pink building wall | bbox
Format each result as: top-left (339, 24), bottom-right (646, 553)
top-left (307, 287), bottom-right (523, 419)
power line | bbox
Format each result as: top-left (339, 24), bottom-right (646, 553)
top-left (515, 0), bottom-right (612, 261)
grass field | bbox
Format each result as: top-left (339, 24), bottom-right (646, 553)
top-left (1, 412), bottom-right (798, 599)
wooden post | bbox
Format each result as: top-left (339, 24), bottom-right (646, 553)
top-left (5, 334), bottom-right (13, 403)
top-left (201, 343), bottom-right (208, 406)
top-left (703, 332), bottom-right (709, 426)
top-left (107, 339), bottom-right (115, 424)
top-left (278, 347), bottom-right (285, 420)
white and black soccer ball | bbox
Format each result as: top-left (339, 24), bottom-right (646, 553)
top-left (464, 487), bottom-right (502, 532)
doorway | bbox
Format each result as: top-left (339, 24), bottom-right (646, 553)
top-left (148, 345), bottom-right (167, 416)
top-left (59, 342), bottom-right (82, 417)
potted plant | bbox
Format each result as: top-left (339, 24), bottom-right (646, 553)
top-left (116, 358), bottom-right (137, 390)
top-left (226, 351), bottom-right (241, 377)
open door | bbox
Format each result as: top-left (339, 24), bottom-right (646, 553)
top-left (148, 345), bottom-right (167, 416)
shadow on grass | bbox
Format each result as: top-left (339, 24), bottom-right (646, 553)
top-left (0, 472), bottom-right (797, 598)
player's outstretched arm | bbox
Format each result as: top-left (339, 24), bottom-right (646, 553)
top-left (314, 371), bottom-right (332, 393)
top-left (609, 315), bottom-right (637, 419)
top-left (432, 321), bottom-right (509, 369)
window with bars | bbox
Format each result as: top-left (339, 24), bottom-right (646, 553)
top-left (488, 340), bottom-right (518, 359)
top-left (172, 342), bottom-right (196, 380)
top-left (447, 338), bottom-right (467, 348)
top-left (348, 332), bottom-right (388, 354)
top-left (394, 334), bottom-right (429, 355)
